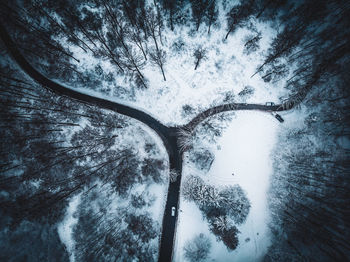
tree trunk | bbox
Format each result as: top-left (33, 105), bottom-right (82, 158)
top-left (160, 65), bottom-right (166, 81)
top-left (256, 0), bottom-right (273, 19)
top-left (194, 58), bottom-right (200, 70)
top-left (170, 9), bottom-right (174, 31)
top-left (196, 18), bottom-right (201, 31)
top-left (208, 22), bottom-right (212, 34)
top-left (225, 24), bottom-right (234, 40)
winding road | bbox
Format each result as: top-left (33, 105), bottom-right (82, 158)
top-left (0, 23), bottom-right (295, 262)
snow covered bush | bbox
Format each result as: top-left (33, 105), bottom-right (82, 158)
top-left (182, 175), bottom-right (250, 250)
top-left (210, 223), bottom-right (239, 251)
top-left (211, 216), bottom-right (231, 232)
top-left (141, 158), bottom-right (166, 184)
top-left (73, 184), bottom-right (160, 262)
top-left (219, 185), bottom-right (251, 224)
top-left (177, 127), bottom-right (194, 152)
top-left (188, 148), bottom-right (215, 172)
top-left (238, 85), bottom-right (255, 100)
top-left (193, 47), bottom-right (207, 70)
top-left (182, 175), bottom-right (207, 203)
top-left (183, 233), bottom-right (212, 262)
top-left (243, 32), bottom-right (262, 55)
top-left (130, 193), bottom-right (147, 209)
top-left (181, 104), bottom-right (195, 118)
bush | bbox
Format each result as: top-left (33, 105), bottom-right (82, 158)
top-left (238, 85), bottom-right (255, 98)
top-left (182, 104), bottom-right (195, 117)
top-left (144, 143), bottom-right (156, 154)
top-left (141, 158), bottom-right (165, 184)
top-left (223, 91), bottom-right (235, 102)
top-left (172, 39), bottom-right (185, 53)
top-left (184, 233), bottom-right (211, 261)
top-left (219, 185), bottom-right (251, 224)
top-left (243, 33), bottom-right (262, 55)
top-left (183, 176), bottom-right (250, 250)
top-left (131, 193), bottom-right (147, 208)
top-left (126, 214), bottom-right (158, 242)
top-left (221, 226), bottom-right (239, 250)
top-left (210, 220), bottom-right (239, 250)
top-left (188, 148), bottom-right (215, 172)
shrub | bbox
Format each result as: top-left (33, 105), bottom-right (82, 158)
top-left (184, 233), bottom-right (212, 261)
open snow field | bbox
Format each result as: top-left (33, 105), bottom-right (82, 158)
top-left (174, 111), bottom-right (281, 261)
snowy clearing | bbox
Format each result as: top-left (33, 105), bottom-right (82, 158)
top-left (174, 111), bottom-right (281, 261)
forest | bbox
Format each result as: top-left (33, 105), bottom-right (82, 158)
top-left (0, 0), bottom-right (349, 261)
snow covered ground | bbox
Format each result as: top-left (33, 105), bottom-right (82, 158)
top-left (174, 111), bottom-right (282, 261)
top-left (60, 0), bottom-right (290, 126)
top-left (58, 194), bottom-right (81, 262)
top-left (57, 119), bottom-right (169, 262)
top-left (52, 1), bottom-right (296, 261)
top-left (135, 21), bottom-right (285, 126)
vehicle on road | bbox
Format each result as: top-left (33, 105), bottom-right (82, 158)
top-left (266, 102), bottom-right (275, 106)
top-left (171, 207), bottom-right (176, 216)
top-left (272, 112), bottom-right (284, 123)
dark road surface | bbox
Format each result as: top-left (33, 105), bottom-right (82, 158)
top-left (0, 23), bottom-right (294, 262)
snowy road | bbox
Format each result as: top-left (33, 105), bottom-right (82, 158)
top-left (0, 23), bottom-right (294, 262)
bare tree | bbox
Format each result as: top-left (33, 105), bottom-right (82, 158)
top-left (206, 0), bottom-right (218, 34)
top-left (243, 32), bottom-right (262, 55)
top-left (100, 0), bottom-right (148, 88)
top-left (193, 47), bottom-right (207, 70)
top-left (177, 127), bottom-right (194, 152)
top-left (149, 48), bottom-right (167, 81)
top-left (190, 0), bottom-right (208, 31)
top-left (146, 8), bottom-right (167, 81)
top-left (225, 0), bottom-right (255, 40)
top-left (129, 31), bottom-right (148, 61)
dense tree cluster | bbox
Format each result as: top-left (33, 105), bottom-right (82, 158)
top-left (1, 0), bottom-right (348, 105)
top-left (188, 148), bottom-right (214, 172)
top-left (1, 64), bottom-right (88, 226)
top-left (182, 175), bottom-right (250, 250)
top-left (74, 185), bottom-right (159, 261)
top-left (225, 0), bottom-right (350, 109)
top-left (1, 0), bottom-right (349, 260)
top-left (0, 59), bottom-right (166, 260)
top-left (266, 77), bottom-right (350, 261)
top-left (0, 220), bottom-right (68, 262)
top-left (233, 0), bottom-right (350, 260)
top-left (0, 0), bottom-right (215, 91)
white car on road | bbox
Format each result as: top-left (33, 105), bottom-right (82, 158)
top-left (171, 207), bottom-right (176, 216)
